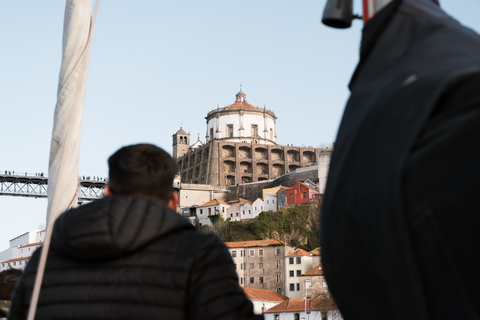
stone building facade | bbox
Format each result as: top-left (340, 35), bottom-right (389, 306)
top-left (225, 239), bottom-right (295, 295)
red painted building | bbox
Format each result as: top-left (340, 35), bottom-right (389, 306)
top-left (285, 182), bottom-right (319, 204)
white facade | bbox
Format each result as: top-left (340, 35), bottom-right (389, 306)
top-left (264, 194), bottom-right (277, 212)
top-left (205, 90), bottom-right (277, 145)
top-left (0, 229), bottom-right (45, 271)
top-left (285, 250), bottom-right (313, 299)
top-left (195, 200), bottom-right (230, 226)
top-left (265, 309), bottom-right (343, 320)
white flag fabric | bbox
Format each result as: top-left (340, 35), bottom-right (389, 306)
top-left (28, 2), bottom-right (98, 319)
top-left (47, 0), bottom-right (93, 223)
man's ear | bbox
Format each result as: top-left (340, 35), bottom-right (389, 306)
top-left (104, 185), bottom-right (112, 197)
top-left (168, 191), bottom-right (178, 211)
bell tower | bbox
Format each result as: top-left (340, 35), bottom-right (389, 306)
top-left (172, 127), bottom-right (190, 159)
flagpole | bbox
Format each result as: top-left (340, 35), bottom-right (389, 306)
top-left (26, 1), bottom-right (101, 319)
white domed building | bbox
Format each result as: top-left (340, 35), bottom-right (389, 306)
top-left (173, 90), bottom-right (329, 187)
top-left (205, 90), bottom-right (277, 145)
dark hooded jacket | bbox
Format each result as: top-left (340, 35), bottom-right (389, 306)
top-left (9, 196), bottom-right (262, 320)
top-left (321, 0), bottom-right (480, 319)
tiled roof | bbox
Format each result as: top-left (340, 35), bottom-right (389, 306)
top-left (301, 264), bottom-right (324, 276)
top-left (286, 248), bottom-right (311, 257)
top-left (2, 256), bottom-right (31, 263)
top-left (224, 102), bottom-right (258, 110)
top-left (309, 247), bottom-right (321, 256)
top-left (243, 288), bottom-right (288, 302)
top-left (265, 297), bottom-right (337, 313)
top-left (225, 239), bottom-right (286, 248)
top-left (22, 242), bottom-right (42, 248)
top-left (197, 199), bottom-right (229, 208)
top-left (299, 181), bottom-right (318, 191)
top-left (227, 199), bottom-right (252, 205)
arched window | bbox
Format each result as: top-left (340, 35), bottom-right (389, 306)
top-left (180, 137), bottom-right (183, 143)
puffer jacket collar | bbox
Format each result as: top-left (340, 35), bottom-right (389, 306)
top-left (51, 196), bottom-right (194, 261)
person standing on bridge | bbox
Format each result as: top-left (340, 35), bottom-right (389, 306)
top-left (9, 143), bottom-right (261, 320)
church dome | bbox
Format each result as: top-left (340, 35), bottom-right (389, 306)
top-left (225, 90), bottom-right (259, 110)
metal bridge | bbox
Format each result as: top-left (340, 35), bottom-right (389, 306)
top-left (0, 173), bottom-right (106, 202)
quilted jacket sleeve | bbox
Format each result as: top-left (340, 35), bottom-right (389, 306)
top-left (187, 233), bottom-right (263, 320)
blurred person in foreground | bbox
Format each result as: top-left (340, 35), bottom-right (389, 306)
top-left (0, 269), bottom-right (22, 319)
top-left (321, 0), bottom-right (480, 319)
top-left (9, 144), bottom-right (261, 320)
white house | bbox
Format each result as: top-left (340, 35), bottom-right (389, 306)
top-left (226, 199), bottom-right (252, 221)
top-left (264, 297), bottom-right (343, 320)
top-left (285, 249), bottom-right (313, 299)
top-left (195, 198), bottom-right (230, 226)
top-left (0, 229), bottom-right (45, 271)
top-left (243, 287), bottom-right (288, 315)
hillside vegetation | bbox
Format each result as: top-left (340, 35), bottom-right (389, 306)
top-left (200, 203), bottom-right (320, 252)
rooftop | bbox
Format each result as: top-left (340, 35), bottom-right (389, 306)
top-left (286, 248), bottom-right (311, 257)
top-left (265, 297), bottom-right (337, 313)
top-left (301, 264), bottom-right (324, 276)
top-left (225, 239), bottom-right (287, 248)
top-left (243, 288), bottom-right (288, 302)
top-left (197, 198), bottom-right (229, 208)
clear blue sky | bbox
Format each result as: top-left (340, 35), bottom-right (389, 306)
top-left (0, 0), bottom-right (479, 248)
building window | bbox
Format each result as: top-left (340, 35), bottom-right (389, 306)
top-left (259, 263), bottom-right (263, 269)
top-left (230, 214), bottom-right (233, 217)
top-left (323, 280), bottom-right (328, 288)
top-left (259, 249), bottom-right (263, 256)
top-left (236, 213), bottom-right (239, 217)
top-left (289, 270), bottom-right (294, 277)
top-left (200, 209), bottom-right (203, 214)
top-left (241, 277), bottom-right (243, 284)
top-left (297, 283), bottom-right (300, 291)
top-left (249, 210), bottom-right (251, 214)
top-left (276, 261), bottom-right (281, 268)
top-left (250, 250), bottom-right (255, 256)
top-left (290, 283), bottom-right (295, 291)
top-left (297, 270), bottom-right (301, 276)
top-left (273, 200), bottom-right (275, 204)
top-left (222, 207), bottom-right (225, 212)
top-left (252, 124), bottom-right (258, 136)
top-left (275, 314), bottom-right (280, 320)
top-left (267, 200), bottom-right (269, 204)
top-left (227, 124), bottom-right (234, 138)
top-left (294, 313), bottom-right (300, 320)
top-left (289, 257), bottom-right (294, 265)
top-left (232, 251), bottom-right (237, 257)
top-left (250, 277), bottom-right (254, 284)
top-left (275, 248), bottom-right (281, 255)
top-left (296, 257), bottom-right (301, 264)
top-left (241, 263), bottom-right (243, 270)
top-left (276, 275), bottom-right (281, 282)
top-left (242, 211), bottom-right (245, 215)
top-left (259, 277), bottom-right (264, 284)
top-left (250, 263), bottom-right (254, 269)
top-left (303, 192), bottom-right (307, 198)
top-left (208, 208), bottom-right (211, 214)
top-left (241, 250), bottom-right (245, 257)
top-left (290, 194), bottom-right (294, 199)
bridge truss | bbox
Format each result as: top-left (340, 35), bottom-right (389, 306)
top-left (0, 174), bottom-right (106, 202)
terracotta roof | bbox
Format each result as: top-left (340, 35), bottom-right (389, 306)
top-left (224, 101), bottom-right (258, 110)
top-left (2, 256), bottom-right (31, 263)
top-left (265, 297), bottom-right (337, 313)
top-left (299, 181), bottom-right (318, 191)
top-left (227, 199), bottom-right (252, 205)
top-left (197, 198), bottom-right (229, 208)
top-left (22, 242), bottom-right (42, 248)
top-left (225, 239), bottom-right (286, 248)
top-left (309, 247), bottom-right (321, 256)
top-left (286, 248), bottom-right (311, 257)
top-left (243, 288), bottom-right (288, 302)
top-left (301, 264), bottom-right (324, 276)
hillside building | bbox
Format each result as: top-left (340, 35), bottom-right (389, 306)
top-left (173, 90), bottom-right (329, 188)
top-left (225, 239), bottom-right (295, 295)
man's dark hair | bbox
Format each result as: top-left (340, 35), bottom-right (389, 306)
top-left (0, 269), bottom-right (22, 300)
top-left (108, 144), bottom-right (177, 203)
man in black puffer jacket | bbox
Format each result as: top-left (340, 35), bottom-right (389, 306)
top-left (9, 144), bottom-right (262, 320)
